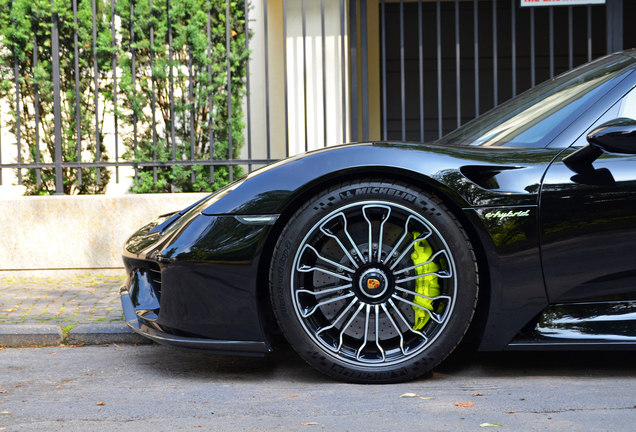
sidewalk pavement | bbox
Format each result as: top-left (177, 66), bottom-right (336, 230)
top-left (0, 274), bottom-right (150, 347)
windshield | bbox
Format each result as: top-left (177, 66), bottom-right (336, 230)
top-left (437, 54), bottom-right (636, 148)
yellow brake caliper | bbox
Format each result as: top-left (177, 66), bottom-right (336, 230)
top-left (410, 232), bottom-right (440, 331)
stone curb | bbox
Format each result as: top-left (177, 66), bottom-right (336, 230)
top-left (68, 324), bottom-right (151, 345)
top-left (0, 324), bottom-right (152, 347)
top-left (0, 325), bottom-right (63, 347)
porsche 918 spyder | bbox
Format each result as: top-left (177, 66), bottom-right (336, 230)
top-left (121, 50), bottom-right (636, 383)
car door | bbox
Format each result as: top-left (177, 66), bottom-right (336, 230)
top-left (540, 83), bottom-right (636, 304)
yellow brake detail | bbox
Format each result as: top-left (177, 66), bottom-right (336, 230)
top-left (410, 232), bottom-right (440, 331)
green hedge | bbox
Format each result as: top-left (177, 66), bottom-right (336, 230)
top-left (0, 0), bottom-right (248, 194)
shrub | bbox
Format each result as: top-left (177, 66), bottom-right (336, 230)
top-left (113, 0), bottom-right (248, 193)
top-left (0, 0), bottom-right (247, 194)
top-left (0, 0), bottom-right (112, 195)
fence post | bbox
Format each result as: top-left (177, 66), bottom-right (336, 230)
top-left (349, 0), bottom-right (358, 142)
top-left (51, 0), bottom-right (64, 195)
top-left (606, 0), bottom-right (623, 54)
top-left (225, 0), bottom-right (233, 182)
top-left (12, 0), bottom-right (22, 185)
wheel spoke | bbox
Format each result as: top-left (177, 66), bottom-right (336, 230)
top-left (394, 285), bottom-right (452, 303)
top-left (394, 269), bottom-right (452, 284)
top-left (354, 304), bottom-right (386, 363)
top-left (320, 212), bottom-right (361, 268)
top-left (388, 299), bottom-right (428, 342)
top-left (301, 244), bottom-right (355, 274)
top-left (316, 297), bottom-right (359, 337)
top-left (388, 217), bottom-right (432, 270)
top-left (392, 294), bottom-right (446, 324)
top-left (374, 304), bottom-right (386, 361)
top-left (300, 292), bottom-right (355, 318)
top-left (356, 305), bottom-right (372, 361)
top-left (297, 262), bottom-right (353, 283)
top-left (393, 249), bottom-right (451, 277)
top-left (336, 302), bottom-right (365, 352)
top-left (381, 303), bottom-right (408, 355)
top-left (296, 283), bottom-right (353, 297)
top-left (363, 209), bottom-right (373, 263)
top-left (362, 204), bottom-right (391, 263)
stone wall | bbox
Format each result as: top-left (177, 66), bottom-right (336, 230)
top-left (0, 193), bottom-right (210, 275)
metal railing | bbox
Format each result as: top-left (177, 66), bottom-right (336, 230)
top-left (0, 0), bottom-right (631, 195)
top-left (0, 0), bottom-right (275, 195)
top-left (376, 0), bottom-right (617, 142)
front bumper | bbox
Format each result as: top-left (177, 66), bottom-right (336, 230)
top-left (121, 292), bottom-right (270, 356)
top-left (120, 212), bottom-right (277, 357)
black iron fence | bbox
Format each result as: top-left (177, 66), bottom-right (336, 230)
top-left (0, 0), bottom-right (268, 195)
top-left (375, 0), bottom-right (630, 142)
top-left (0, 0), bottom-right (632, 195)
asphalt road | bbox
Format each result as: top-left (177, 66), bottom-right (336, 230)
top-left (1, 339), bottom-right (635, 431)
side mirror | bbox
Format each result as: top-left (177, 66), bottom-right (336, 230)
top-left (586, 117), bottom-right (636, 155)
top-left (562, 118), bottom-right (636, 186)
top-left (564, 117), bottom-right (636, 175)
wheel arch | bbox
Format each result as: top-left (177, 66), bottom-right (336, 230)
top-left (255, 167), bottom-right (491, 347)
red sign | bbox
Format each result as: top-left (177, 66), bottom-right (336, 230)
top-left (521, 0), bottom-right (605, 6)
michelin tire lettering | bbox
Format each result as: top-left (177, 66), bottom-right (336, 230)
top-left (340, 188), bottom-right (417, 204)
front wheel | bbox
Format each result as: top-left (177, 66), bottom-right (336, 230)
top-left (269, 180), bottom-right (478, 383)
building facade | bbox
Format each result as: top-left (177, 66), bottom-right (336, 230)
top-left (247, 0), bottom-right (634, 161)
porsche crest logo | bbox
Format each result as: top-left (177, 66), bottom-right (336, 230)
top-left (367, 279), bottom-right (381, 290)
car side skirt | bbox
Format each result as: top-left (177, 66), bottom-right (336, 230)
top-left (505, 300), bottom-right (636, 351)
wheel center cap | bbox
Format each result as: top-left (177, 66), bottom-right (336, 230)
top-left (359, 268), bottom-right (389, 298)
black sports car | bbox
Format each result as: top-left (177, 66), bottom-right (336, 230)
top-left (121, 50), bottom-right (636, 383)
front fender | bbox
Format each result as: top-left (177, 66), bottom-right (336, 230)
top-left (201, 142), bottom-right (560, 216)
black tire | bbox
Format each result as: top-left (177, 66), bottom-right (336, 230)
top-left (269, 179), bottom-right (478, 383)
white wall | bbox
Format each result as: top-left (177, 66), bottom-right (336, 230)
top-left (241, 0), bottom-right (351, 163)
